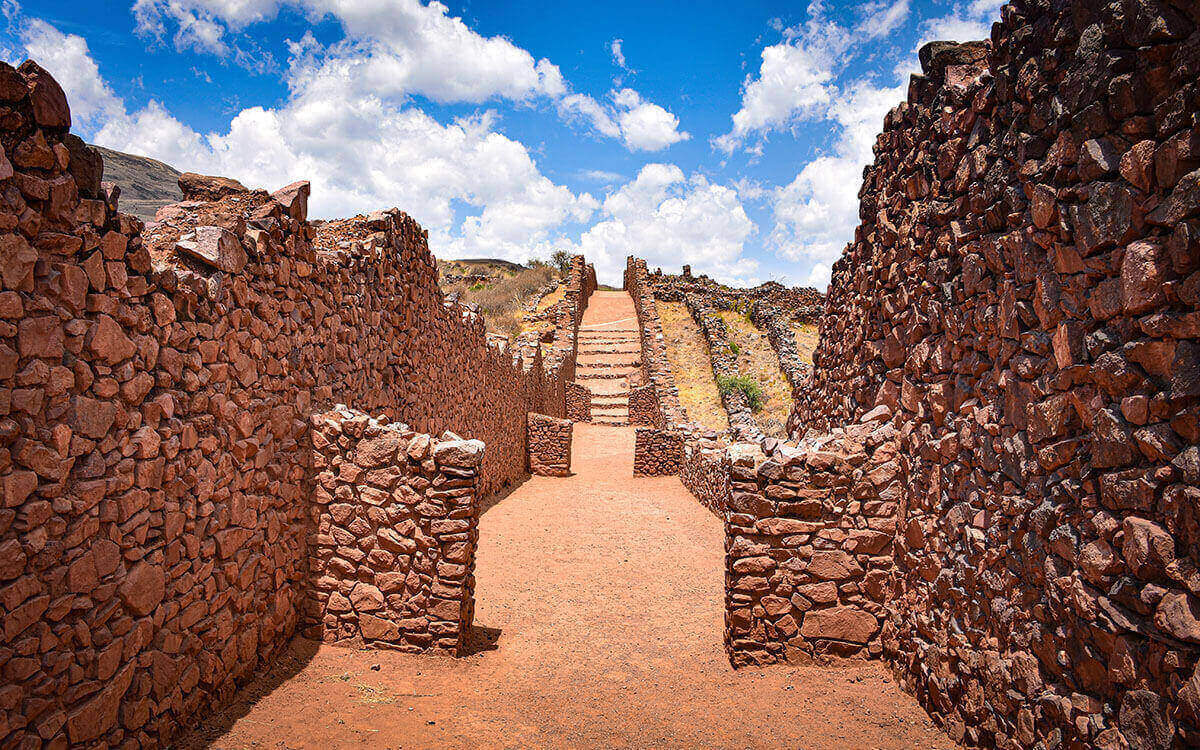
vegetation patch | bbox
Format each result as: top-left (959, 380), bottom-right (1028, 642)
top-left (439, 261), bottom-right (560, 338)
top-left (717, 374), bottom-right (765, 412)
top-left (719, 310), bottom-right (794, 435)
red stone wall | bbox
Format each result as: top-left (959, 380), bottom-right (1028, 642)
top-left (527, 412), bottom-right (572, 477)
top-left (632, 427), bottom-right (684, 476)
top-left (0, 61), bottom-right (588, 747)
top-left (306, 407), bottom-right (481, 654)
top-left (792, 1), bottom-right (1200, 745)
top-left (724, 415), bottom-right (898, 666)
top-left (625, 257), bottom-right (686, 427)
top-left (680, 442), bottom-right (729, 517)
top-left (565, 381), bottom-right (591, 422)
top-left (628, 383), bottom-right (663, 427)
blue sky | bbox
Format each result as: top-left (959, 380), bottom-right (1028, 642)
top-left (5, 0), bottom-right (1003, 286)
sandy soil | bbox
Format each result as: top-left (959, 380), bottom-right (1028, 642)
top-left (655, 300), bottom-right (729, 432)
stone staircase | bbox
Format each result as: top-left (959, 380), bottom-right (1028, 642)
top-left (574, 292), bottom-right (642, 425)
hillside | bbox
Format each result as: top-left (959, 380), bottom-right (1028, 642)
top-left (90, 144), bottom-right (183, 221)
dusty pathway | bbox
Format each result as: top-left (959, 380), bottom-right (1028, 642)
top-left (184, 294), bottom-right (953, 750)
top-left (574, 291), bottom-right (642, 424)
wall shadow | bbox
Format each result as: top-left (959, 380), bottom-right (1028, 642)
top-left (175, 636), bottom-right (320, 749)
top-left (479, 475), bottom-right (530, 516)
top-left (461, 624), bottom-right (503, 656)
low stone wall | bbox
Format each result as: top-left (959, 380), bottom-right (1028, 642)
top-left (565, 382), bottom-right (591, 422)
top-left (633, 427), bottom-right (684, 476)
top-left (628, 383), bottom-right (662, 427)
top-left (681, 293), bottom-right (760, 440)
top-left (305, 408), bottom-right (481, 653)
top-left (680, 442), bottom-right (729, 516)
top-left (724, 414), bottom-right (898, 667)
top-left (528, 412), bottom-right (572, 477)
top-left (624, 257), bottom-right (686, 427)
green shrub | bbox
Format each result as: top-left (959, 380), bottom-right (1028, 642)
top-left (717, 374), bottom-right (765, 413)
top-left (728, 341), bottom-right (740, 356)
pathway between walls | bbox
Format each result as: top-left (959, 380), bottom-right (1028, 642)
top-left (181, 295), bottom-right (954, 750)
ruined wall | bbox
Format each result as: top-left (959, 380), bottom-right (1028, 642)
top-left (724, 415), bottom-right (898, 666)
top-left (624, 257), bottom-right (686, 428)
top-left (565, 381), bottom-right (591, 422)
top-left (680, 442), bottom-right (730, 517)
top-left (306, 408), bottom-right (481, 653)
top-left (527, 412), bottom-right (572, 477)
top-left (0, 62), bottom-right (588, 747)
top-left (794, 1), bottom-right (1200, 746)
top-left (632, 427), bottom-right (684, 477)
top-left (628, 383), bottom-right (663, 427)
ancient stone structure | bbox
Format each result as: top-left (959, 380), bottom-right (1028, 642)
top-left (780, 1), bottom-right (1200, 746)
top-left (624, 257), bottom-right (686, 428)
top-left (306, 407), bottom-right (481, 653)
top-left (725, 411), bottom-right (898, 665)
top-left (565, 381), bottom-right (591, 422)
top-left (632, 427), bottom-right (684, 477)
top-left (0, 61), bottom-right (592, 747)
top-left (627, 383), bottom-right (662, 427)
top-left (527, 412), bottom-right (572, 477)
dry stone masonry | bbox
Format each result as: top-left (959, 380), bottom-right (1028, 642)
top-left (306, 407), bottom-right (481, 654)
top-left (632, 427), bottom-right (684, 477)
top-left (527, 412), bottom-right (572, 477)
top-left (780, 0), bottom-right (1200, 746)
top-left (0, 61), bottom-right (592, 748)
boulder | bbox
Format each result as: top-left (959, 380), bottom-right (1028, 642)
top-left (800, 606), bottom-right (878, 643)
top-left (178, 171), bottom-right (248, 201)
top-left (176, 225), bottom-right (248, 273)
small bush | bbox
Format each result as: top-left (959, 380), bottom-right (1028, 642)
top-left (717, 374), bottom-right (765, 413)
top-left (728, 341), bottom-right (740, 356)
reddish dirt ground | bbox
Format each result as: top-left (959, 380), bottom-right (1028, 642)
top-left (181, 292), bottom-right (955, 750)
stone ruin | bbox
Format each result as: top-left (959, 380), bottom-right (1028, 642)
top-left (2, 0), bottom-right (1200, 746)
top-left (0, 59), bottom-right (596, 745)
top-left (622, 0), bottom-right (1200, 746)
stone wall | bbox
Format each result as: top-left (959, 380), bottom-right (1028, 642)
top-left (0, 61), bottom-right (589, 747)
top-left (632, 427), bottom-right (684, 477)
top-left (628, 383), bottom-right (663, 427)
top-left (681, 292), bottom-right (761, 440)
top-left (792, 1), bottom-right (1200, 746)
top-left (305, 407), bottom-right (481, 654)
top-left (565, 381), bottom-right (591, 422)
top-left (724, 414), bottom-right (898, 667)
top-left (680, 442), bottom-right (730, 517)
top-left (624, 257), bottom-right (686, 428)
top-left (527, 412), bottom-right (572, 477)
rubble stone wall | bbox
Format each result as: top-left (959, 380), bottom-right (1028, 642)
top-left (628, 383), bottom-right (663, 427)
top-left (793, 1), bottom-right (1200, 746)
top-left (624, 257), bottom-right (686, 427)
top-left (724, 416), bottom-right (898, 666)
top-left (680, 443), bottom-right (729, 517)
top-left (0, 61), bottom-right (589, 748)
top-left (632, 427), bottom-right (684, 477)
top-left (306, 408), bottom-right (481, 654)
top-left (565, 382), bottom-right (591, 422)
top-left (527, 412), bottom-right (572, 477)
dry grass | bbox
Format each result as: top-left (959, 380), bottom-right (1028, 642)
top-left (720, 311), bottom-right (793, 436)
top-left (793, 322), bottom-right (819, 365)
top-left (442, 265), bottom-right (558, 338)
top-left (657, 302), bottom-right (729, 432)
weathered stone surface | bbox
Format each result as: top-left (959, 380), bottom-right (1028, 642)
top-left (800, 606), bottom-right (878, 644)
top-left (118, 562), bottom-right (164, 616)
top-left (175, 225), bottom-right (247, 273)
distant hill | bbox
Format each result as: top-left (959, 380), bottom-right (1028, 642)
top-left (90, 144), bottom-right (183, 221)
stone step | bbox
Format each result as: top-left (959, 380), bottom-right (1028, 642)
top-left (575, 372), bottom-right (632, 380)
top-left (575, 360), bottom-right (641, 369)
top-left (591, 418), bottom-right (628, 426)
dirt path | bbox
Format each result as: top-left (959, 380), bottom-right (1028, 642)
top-left (183, 294), bottom-right (954, 750)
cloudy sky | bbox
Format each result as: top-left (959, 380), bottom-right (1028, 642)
top-left (4, 0), bottom-right (1002, 286)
